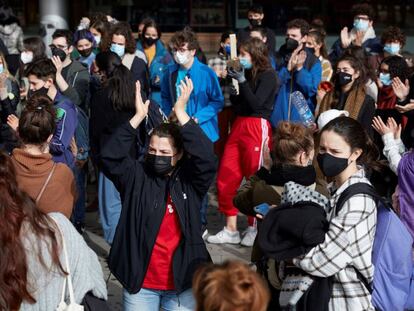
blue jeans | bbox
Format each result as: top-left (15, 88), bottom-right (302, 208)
top-left (98, 172), bottom-right (122, 244)
top-left (72, 164), bottom-right (86, 224)
top-left (123, 288), bottom-right (195, 311)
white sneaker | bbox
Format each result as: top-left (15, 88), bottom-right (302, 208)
top-left (202, 228), bottom-right (209, 240)
top-left (207, 227), bottom-right (241, 244)
top-left (240, 226), bottom-right (257, 247)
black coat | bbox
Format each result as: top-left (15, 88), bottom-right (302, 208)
top-left (101, 119), bottom-right (217, 294)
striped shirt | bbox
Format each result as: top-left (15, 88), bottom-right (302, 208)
top-left (293, 169), bottom-right (377, 310)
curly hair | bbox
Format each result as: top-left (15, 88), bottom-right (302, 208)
top-left (352, 3), bottom-right (375, 20)
top-left (169, 28), bottom-right (199, 51)
top-left (107, 22), bottom-right (136, 54)
top-left (193, 261), bottom-right (270, 311)
top-left (381, 26), bottom-right (406, 47)
top-left (381, 55), bottom-right (410, 81)
top-left (286, 18), bottom-right (310, 37)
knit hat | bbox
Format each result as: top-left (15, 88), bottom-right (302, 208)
top-left (317, 109), bottom-right (349, 130)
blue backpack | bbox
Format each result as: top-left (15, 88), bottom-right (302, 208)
top-left (336, 183), bottom-right (414, 311)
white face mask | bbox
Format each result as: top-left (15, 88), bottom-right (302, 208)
top-left (174, 51), bottom-right (191, 65)
top-left (20, 51), bottom-right (34, 64)
top-left (93, 35), bottom-right (101, 45)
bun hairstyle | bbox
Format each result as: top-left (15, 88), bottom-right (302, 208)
top-left (320, 116), bottom-right (383, 172)
top-left (273, 121), bottom-right (314, 164)
top-left (193, 261), bottom-right (270, 311)
top-left (18, 95), bottom-right (56, 146)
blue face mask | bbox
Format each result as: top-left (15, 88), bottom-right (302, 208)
top-left (0, 64), bottom-right (3, 74)
top-left (239, 57), bottom-right (252, 69)
top-left (110, 43), bottom-right (125, 58)
top-left (380, 73), bottom-right (392, 86)
top-left (353, 19), bottom-right (369, 31)
top-left (384, 43), bottom-right (400, 55)
top-left (224, 44), bottom-right (231, 55)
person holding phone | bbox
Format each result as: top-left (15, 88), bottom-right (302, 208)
top-left (207, 37), bottom-right (279, 247)
top-left (233, 121), bottom-right (329, 308)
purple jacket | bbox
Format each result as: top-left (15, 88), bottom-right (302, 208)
top-left (50, 92), bottom-right (78, 167)
top-left (398, 150), bottom-right (414, 243)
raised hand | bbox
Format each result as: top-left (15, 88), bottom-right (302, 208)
top-left (395, 101), bottom-right (414, 114)
top-left (372, 116), bottom-right (392, 136)
top-left (392, 77), bottom-right (410, 101)
top-left (296, 50), bottom-right (307, 71)
top-left (353, 30), bottom-right (364, 47)
top-left (7, 114), bottom-right (19, 131)
top-left (51, 56), bottom-right (63, 74)
top-left (340, 27), bottom-right (351, 48)
top-left (129, 81), bottom-right (150, 129)
top-left (174, 77), bottom-right (193, 125)
top-left (134, 81), bottom-right (149, 119)
top-left (386, 117), bottom-right (402, 140)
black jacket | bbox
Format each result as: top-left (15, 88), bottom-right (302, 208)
top-left (230, 69), bottom-right (279, 120)
top-left (101, 119), bottom-right (217, 294)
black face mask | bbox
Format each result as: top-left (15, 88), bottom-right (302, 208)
top-left (305, 47), bottom-right (315, 55)
top-left (285, 38), bottom-right (299, 52)
top-left (146, 154), bottom-right (175, 176)
top-left (317, 153), bottom-right (350, 178)
top-left (337, 72), bottom-right (353, 87)
top-left (28, 86), bottom-right (49, 99)
top-left (79, 47), bottom-right (93, 58)
top-left (143, 36), bottom-right (158, 47)
top-left (248, 18), bottom-right (261, 27)
top-left (50, 46), bottom-right (67, 62)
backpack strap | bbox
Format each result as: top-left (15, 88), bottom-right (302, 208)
top-left (335, 182), bottom-right (384, 295)
top-left (335, 182), bottom-right (383, 216)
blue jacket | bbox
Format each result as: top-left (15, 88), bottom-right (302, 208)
top-left (161, 57), bottom-right (224, 142)
top-left (50, 92), bottom-right (78, 167)
top-left (329, 37), bottom-right (383, 65)
top-left (271, 47), bottom-right (321, 126)
top-left (136, 40), bottom-right (174, 105)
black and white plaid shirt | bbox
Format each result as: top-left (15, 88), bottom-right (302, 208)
top-left (293, 169), bottom-right (376, 310)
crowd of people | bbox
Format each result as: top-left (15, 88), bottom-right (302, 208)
top-left (0, 1), bottom-right (414, 310)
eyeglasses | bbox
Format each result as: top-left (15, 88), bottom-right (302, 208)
top-left (354, 15), bottom-right (370, 21)
top-left (171, 48), bottom-right (189, 53)
top-left (49, 44), bottom-right (68, 50)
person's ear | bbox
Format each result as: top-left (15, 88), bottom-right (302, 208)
top-left (68, 45), bottom-right (74, 54)
top-left (190, 49), bottom-right (196, 57)
top-left (349, 148), bottom-right (363, 163)
top-left (301, 35), bottom-right (308, 44)
top-left (263, 36), bottom-right (267, 43)
top-left (46, 77), bottom-right (54, 88)
top-left (259, 13), bottom-right (264, 20)
top-left (368, 20), bottom-right (373, 28)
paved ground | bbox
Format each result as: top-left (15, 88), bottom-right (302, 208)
top-left (83, 188), bottom-right (252, 310)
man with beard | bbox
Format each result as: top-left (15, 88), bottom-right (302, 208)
top-left (271, 19), bottom-right (322, 126)
top-left (50, 29), bottom-right (90, 111)
top-left (237, 4), bottom-right (276, 53)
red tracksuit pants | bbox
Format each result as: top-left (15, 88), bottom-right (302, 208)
top-left (217, 116), bottom-right (271, 223)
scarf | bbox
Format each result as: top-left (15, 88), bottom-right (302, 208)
top-left (318, 85), bottom-right (367, 120)
top-left (377, 85), bottom-right (397, 110)
top-left (263, 164), bottom-right (317, 187)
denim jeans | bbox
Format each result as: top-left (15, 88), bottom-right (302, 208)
top-left (98, 172), bottom-right (122, 244)
top-left (123, 288), bottom-right (195, 311)
top-left (72, 164), bottom-right (86, 224)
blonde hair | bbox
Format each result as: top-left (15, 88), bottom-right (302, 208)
top-left (0, 52), bottom-right (13, 80)
top-left (193, 261), bottom-right (270, 311)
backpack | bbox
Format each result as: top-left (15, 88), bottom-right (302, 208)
top-left (74, 107), bottom-right (89, 162)
top-left (336, 183), bottom-right (414, 311)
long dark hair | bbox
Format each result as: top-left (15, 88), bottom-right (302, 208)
top-left (239, 37), bottom-right (272, 83)
top-left (95, 51), bottom-right (135, 111)
top-left (89, 18), bottom-right (110, 50)
top-left (320, 116), bottom-right (383, 172)
top-left (0, 152), bottom-right (65, 310)
top-left (308, 30), bottom-right (328, 59)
